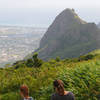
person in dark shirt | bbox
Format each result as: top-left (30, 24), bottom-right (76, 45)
top-left (51, 80), bottom-right (75, 100)
top-left (20, 85), bottom-right (34, 100)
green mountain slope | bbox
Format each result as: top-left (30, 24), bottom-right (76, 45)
top-left (0, 51), bottom-right (100, 100)
top-left (35, 8), bottom-right (100, 60)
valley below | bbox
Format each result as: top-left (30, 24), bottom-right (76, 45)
top-left (0, 26), bottom-right (46, 67)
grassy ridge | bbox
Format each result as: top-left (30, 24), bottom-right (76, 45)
top-left (0, 52), bottom-right (100, 100)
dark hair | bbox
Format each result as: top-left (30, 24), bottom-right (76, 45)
top-left (53, 80), bottom-right (64, 96)
top-left (20, 85), bottom-right (29, 97)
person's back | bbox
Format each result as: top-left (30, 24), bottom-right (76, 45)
top-left (51, 92), bottom-right (74, 100)
top-left (51, 80), bottom-right (75, 100)
top-left (23, 97), bottom-right (33, 100)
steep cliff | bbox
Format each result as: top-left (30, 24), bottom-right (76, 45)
top-left (35, 8), bottom-right (100, 60)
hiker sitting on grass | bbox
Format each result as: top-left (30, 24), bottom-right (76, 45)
top-left (20, 85), bottom-right (34, 100)
top-left (51, 80), bottom-right (75, 100)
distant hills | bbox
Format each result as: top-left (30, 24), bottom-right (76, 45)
top-left (35, 8), bottom-right (100, 60)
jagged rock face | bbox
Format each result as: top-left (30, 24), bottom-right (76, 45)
top-left (35, 8), bottom-right (100, 60)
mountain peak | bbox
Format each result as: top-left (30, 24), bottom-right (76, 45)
top-left (35, 8), bottom-right (100, 60)
top-left (59, 8), bottom-right (76, 16)
top-left (57, 8), bottom-right (87, 24)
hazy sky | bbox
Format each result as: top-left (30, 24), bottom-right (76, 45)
top-left (0, 0), bottom-right (100, 27)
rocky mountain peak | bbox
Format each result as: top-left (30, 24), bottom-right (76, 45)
top-left (35, 8), bottom-right (100, 60)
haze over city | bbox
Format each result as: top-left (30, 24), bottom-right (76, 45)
top-left (0, 0), bottom-right (100, 27)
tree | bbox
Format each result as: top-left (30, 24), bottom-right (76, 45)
top-left (32, 52), bottom-right (43, 67)
top-left (26, 59), bottom-right (34, 67)
top-left (55, 56), bottom-right (60, 62)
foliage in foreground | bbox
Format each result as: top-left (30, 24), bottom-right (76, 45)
top-left (0, 53), bottom-right (100, 100)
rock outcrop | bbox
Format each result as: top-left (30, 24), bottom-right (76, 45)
top-left (98, 22), bottom-right (100, 28)
top-left (35, 8), bottom-right (100, 60)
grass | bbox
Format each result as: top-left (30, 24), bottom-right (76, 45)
top-left (0, 52), bottom-right (100, 100)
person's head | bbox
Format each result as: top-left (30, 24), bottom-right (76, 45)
top-left (20, 85), bottom-right (29, 98)
top-left (53, 80), bottom-right (65, 96)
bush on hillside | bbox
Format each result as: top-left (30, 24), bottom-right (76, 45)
top-left (78, 54), bottom-right (94, 61)
top-left (14, 63), bottom-right (27, 69)
top-left (13, 60), bottom-right (24, 66)
top-left (26, 59), bottom-right (34, 67)
top-left (32, 53), bottom-right (43, 67)
top-left (55, 56), bottom-right (60, 62)
top-left (12, 53), bottom-right (43, 68)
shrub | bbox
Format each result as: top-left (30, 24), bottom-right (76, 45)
top-left (55, 56), bottom-right (60, 62)
top-left (14, 63), bottom-right (27, 69)
top-left (33, 53), bottom-right (43, 67)
top-left (78, 54), bottom-right (94, 61)
top-left (26, 59), bottom-right (34, 67)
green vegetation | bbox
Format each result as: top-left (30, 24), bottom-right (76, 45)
top-left (0, 52), bottom-right (100, 100)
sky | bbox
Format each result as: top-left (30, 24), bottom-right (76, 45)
top-left (0, 0), bottom-right (100, 27)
